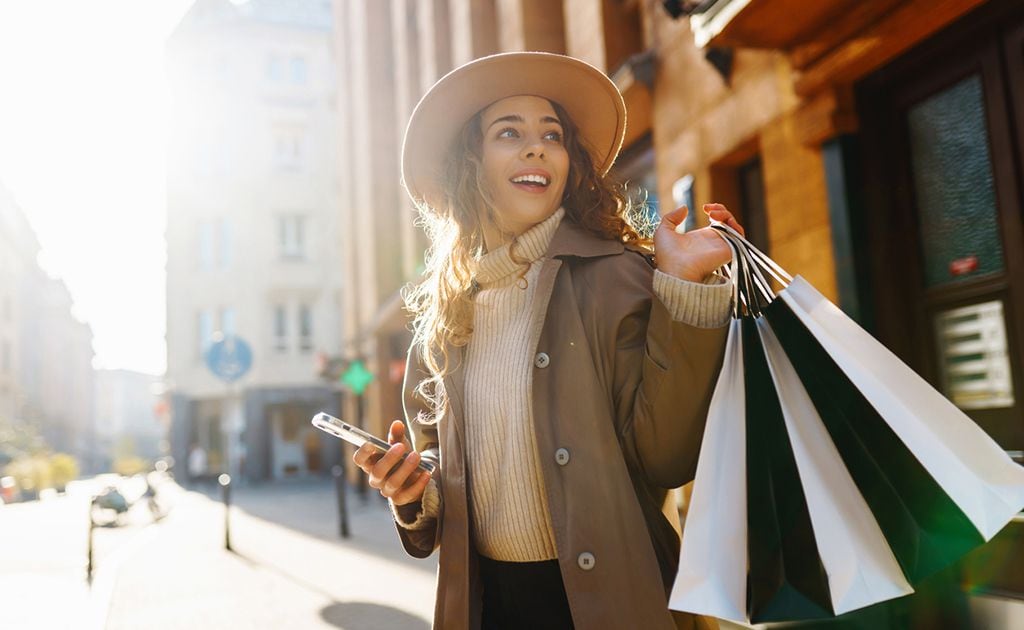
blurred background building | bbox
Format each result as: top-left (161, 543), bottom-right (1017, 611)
top-left (328, 0), bottom-right (1024, 625)
top-left (0, 181), bottom-right (96, 471)
top-left (93, 369), bottom-right (166, 472)
top-left (164, 0), bottom-right (344, 482)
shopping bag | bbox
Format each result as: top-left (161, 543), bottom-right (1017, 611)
top-left (668, 319), bottom-right (748, 622)
top-left (777, 276), bottom-right (1024, 540)
top-left (765, 296), bottom-right (985, 582)
top-left (670, 222), bottom-right (1024, 624)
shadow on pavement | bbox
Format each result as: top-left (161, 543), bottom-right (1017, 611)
top-left (187, 477), bottom-right (434, 574)
top-left (229, 548), bottom-right (431, 629)
top-left (320, 601), bottom-right (430, 630)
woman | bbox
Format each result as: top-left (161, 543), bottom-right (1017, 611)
top-left (353, 52), bottom-right (744, 630)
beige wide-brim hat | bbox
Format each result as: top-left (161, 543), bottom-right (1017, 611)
top-left (401, 51), bottom-right (627, 206)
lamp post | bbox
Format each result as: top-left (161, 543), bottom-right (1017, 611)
top-left (219, 473), bottom-right (232, 552)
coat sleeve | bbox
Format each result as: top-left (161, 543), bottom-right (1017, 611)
top-left (391, 344), bottom-right (444, 558)
top-left (612, 252), bottom-right (730, 489)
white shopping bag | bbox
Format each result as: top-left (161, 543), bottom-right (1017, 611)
top-left (669, 319), bottom-right (748, 622)
top-left (780, 277), bottom-right (1024, 540)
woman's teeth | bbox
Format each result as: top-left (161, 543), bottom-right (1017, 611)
top-left (511, 174), bottom-right (549, 186)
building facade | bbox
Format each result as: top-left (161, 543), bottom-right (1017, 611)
top-left (0, 180), bottom-right (96, 467)
top-left (93, 369), bottom-right (166, 471)
top-left (165, 0), bottom-right (344, 482)
top-left (332, 0), bottom-right (1024, 623)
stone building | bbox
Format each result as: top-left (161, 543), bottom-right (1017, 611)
top-left (331, 0), bottom-right (1024, 622)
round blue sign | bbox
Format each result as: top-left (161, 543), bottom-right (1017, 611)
top-left (205, 334), bottom-right (253, 383)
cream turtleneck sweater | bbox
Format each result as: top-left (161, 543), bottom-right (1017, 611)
top-left (395, 207), bottom-right (732, 563)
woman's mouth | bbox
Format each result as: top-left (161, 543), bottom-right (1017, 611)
top-left (509, 173), bottom-right (551, 193)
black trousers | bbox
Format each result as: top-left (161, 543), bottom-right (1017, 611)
top-left (479, 556), bottom-right (575, 630)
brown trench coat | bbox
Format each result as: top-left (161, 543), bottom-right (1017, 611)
top-left (396, 217), bottom-right (728, 630)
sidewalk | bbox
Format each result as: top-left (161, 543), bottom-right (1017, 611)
top-left (103, 478), bottom-right (437, 630)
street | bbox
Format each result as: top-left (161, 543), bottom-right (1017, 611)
top-left (1, 476), bottom-right (437, 630)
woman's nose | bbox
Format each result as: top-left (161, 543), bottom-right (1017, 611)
top-left (522, 139), bottom-right (545, 160)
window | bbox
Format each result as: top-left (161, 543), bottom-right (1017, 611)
top-left (273, 305), bottom-right (287, 353)
top-left (613, 135), bottom-right (660, 238)
top-left (200, 218), bottom-right (231, 270)
top-left (290, 55), bottom-right (308, 84)
top-left (278, 215), bottom-right (307, 260)
top-left (272, 124), bottom-right (305, 170)
top-left (198, 310), bottom-right (214, 358)
top-left (199, 220), bottom-right (215, 271)
top-left (737, 157), bottom-right (769, 253)
top-left (221, 307), bottom-right (236, 337)
top-left (299, 304), bottom-right (313, 352)
top-left (218, 218), bottom-right (232, 269)
top-left (266, 54), bottom-right (286, 82)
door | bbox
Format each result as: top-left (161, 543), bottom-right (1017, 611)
top-left (859, 3), bottom-right (1024, 452)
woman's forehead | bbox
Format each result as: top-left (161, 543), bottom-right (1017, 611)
top-left (480, 95), bottom-right (561, 125)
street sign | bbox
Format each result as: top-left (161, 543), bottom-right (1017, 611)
top-left (341, 359), bottom-right (374, 395)
top-left (205, 334), bottom-right (253, 383)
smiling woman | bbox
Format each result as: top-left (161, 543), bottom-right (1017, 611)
top-left (477, 95), bottom-right (569, 246)
top-left (353, 51), bottom-right (745, 630)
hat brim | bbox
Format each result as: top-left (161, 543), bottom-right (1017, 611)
top-left (401, 52), bottom-right (627, 206)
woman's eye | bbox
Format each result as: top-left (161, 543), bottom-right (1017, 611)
top-left (497, 128), bottom-right (518, 139)
top-left (544, 131), bottom-right (563, 142)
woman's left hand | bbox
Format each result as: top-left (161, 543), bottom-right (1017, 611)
top-left (653, 203), bottom-right (745, 282)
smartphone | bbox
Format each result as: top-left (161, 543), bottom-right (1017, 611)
top-left (311, 412), bottom-right (436, 475)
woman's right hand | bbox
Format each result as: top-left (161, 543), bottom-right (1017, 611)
top-left (352, 419), bottom-right (431, 506)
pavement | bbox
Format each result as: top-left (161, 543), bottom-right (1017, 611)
top-left (2, 475), bottom-right (438, 630)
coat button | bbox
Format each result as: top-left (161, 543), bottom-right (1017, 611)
top-left (555, 448), bottom-right (570, 466)
top-left (577, 552), bottom-right (596, 571)
top-left (534, 352), bottom-right (550, 368)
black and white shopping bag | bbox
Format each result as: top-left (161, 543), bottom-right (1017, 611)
top-left (669, 223), bottom-right (1024, 624)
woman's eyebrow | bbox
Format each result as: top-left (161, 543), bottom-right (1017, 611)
top-left (485, 114), bottom-right (562, 131)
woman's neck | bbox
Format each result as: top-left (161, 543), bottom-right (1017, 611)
top-left (479, 209), bottom-right (558, 252)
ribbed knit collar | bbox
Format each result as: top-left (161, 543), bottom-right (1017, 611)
top-left (474, 207), bottom-right (565, 286)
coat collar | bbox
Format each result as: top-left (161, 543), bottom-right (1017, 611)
top-left (545, 216), bottom-right (626, 259)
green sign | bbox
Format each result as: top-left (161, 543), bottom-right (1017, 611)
top-left (341, 359), bottom-right (374, 395)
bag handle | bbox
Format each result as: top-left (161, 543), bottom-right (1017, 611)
top-left (708, 221), bottom-right (794, 318)
top-left (709, 221), bottom-right (793, 285)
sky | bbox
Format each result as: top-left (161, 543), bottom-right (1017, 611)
top-left (0, 0), bottom-right (198, 376)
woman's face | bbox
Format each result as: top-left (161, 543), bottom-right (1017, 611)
top-left (478, 95), bottom-right (569, 238)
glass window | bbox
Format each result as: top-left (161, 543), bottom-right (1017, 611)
top-left (198, 310), bottom-right (214, 358)
top-left (199, 220), bottom-right (215, 271)
top-left (672, 174), bottom-right (697, 233)
top-left (299, 304), bottom-right (313, 352)
top-left (218, 218), bottom-right (232, 270)
top-left (278, 215), bottom-right (307, 260)
top-left (737, 157), bottom-right (769, 253)
top-left (221, 307), bottom-right (236, 337)
top-left (290, 56), bottom-right (308, 84)
top-left (272, 124), bottom-right (305, 170)
top-left (266, 54), bottom-right (285, 82)
top-left (273, 305), bottom-right (287, 353)
top-left (907, 74), bottom-right (1003, 287)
